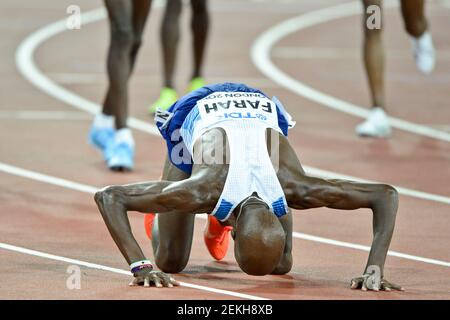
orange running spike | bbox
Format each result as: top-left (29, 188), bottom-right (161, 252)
top-left (144, 213), bottom-right (156, 240)
top-left (204, 215), bottom-right (233, 261)
top-left (144, 175), bottom-right (162, 240)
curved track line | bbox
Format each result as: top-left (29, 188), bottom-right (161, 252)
top-left (15, 8), bottom-right (450, 205)
top-left (12, 3), bottom-right (269, 301)
top-left (251, 0), bottom-right (450, 142)
top-left (10, 4), bottom-right (450, 275)
top-left (1, 161), bottom-right (449, 268)
top-left (15, 7), bottom-right (160, 136)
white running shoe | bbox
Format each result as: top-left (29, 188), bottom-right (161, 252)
top-left (356, 107), bottom-right (391, 138)
top-left (411, 32), bottom-right (436, 74)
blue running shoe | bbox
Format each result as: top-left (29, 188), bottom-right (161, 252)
top-left (103, 138), bottom-right (116, 162)
top-left (107, 142), bottom-right (135, 171)
top-left (89, 125), bottom-right (115, 152)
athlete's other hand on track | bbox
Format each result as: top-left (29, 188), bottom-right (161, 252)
top-left (129, 269), bottom-right (180, 288)
top-left (350, 274), bottom-right (404, 292)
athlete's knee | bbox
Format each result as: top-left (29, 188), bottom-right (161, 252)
top-left (155, 249), bottom-right (189, 273)
top-left (157, 258), bottom-right (188, 274)
top-left (110, 25), bottom-right (135, 51)
top-left (363, 0), bottom-right (381, 6)
top-left (191, 0), bottom-right (208, 14)
top-left (132, 34), bottom-right (143, 52)
top-left (363, 20), bottom-right (383, 38)
top-left (402, 17), bottom-right (427, 37)
top-left (165, 0), bottom-right (182, 16)
top-left (271, 253), bottom-right (293, 275)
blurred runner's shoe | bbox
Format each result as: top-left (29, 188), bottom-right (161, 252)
top-left (89, 113), bottom-right (115, 152)
top-left (187, 77), bottom-right (206, 92)
top-left (411, 32), bottom-right (435, 74)
top-left (89, 113), bottom-right (116, 161)
top-left (107, 128), bottom-right (135, 171)
top-left (89, 126), bottom-right (114, 151)
top-left (107, 142), bottom-right (135, 171)
top-left (149, 87), bottom-right (178, 114)
top-left (204, 215), bottom-right (233, 261)
top-left (356, 107), bottom-right (391, 138)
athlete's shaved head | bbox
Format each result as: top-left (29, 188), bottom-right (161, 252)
top-left (234, 196), bottom-right (285, 276)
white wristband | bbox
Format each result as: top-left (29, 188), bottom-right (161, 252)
top-left (130, 259), bottom-right (152, 269)
top-left (130, 259), bottom-right (153, 274)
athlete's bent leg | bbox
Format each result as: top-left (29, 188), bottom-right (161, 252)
top-left (148, 0), bottom-right (182, 113)
top-left (400, 0), bottom-right (435, 74)
top-left (151, 157), bottom-right (194, 273)
top-left (100, 1), bottom-right (151, 171)
top-left (102, 0), bottom-right (135, 129)
top-left (130, 0), bottom-right (152, 71)
top-left (161, 0), bottom-right (182, 89)
top-left (400, 0), bottom-right (427, 37)
top-left (188, 0), bottom-right (209, 91)
top-left (90, 1), bottom-right (135, 160)
top-left (356, 0), bottom-right (390, 138)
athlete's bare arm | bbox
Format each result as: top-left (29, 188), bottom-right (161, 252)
top-left (277, 134), bottom-right (403, 291)
top-left (95, 173), bottom-right (218, 261)
top-left (94, 129), bottom-right (226, 267)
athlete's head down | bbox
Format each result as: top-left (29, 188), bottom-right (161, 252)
top-left (233, 194), bottom-right (285, 276)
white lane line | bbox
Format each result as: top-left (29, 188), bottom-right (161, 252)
top-left (294, 233), bottom-right (450, 267)
top-left (0, 242), bottom-right (268, 300)
top-left (16, 8), bottom-right (106, 114)
top-left (251, 0), bottom-right (450, 142)
top-left (15, 7), bottom-right (160, 137)
top-left (11, 2), bottom-right (450, 269)
top-left (15, 7), bottom-right (449, 205)
top-left (11, 1), bottom-right (450, 272)
top-left (48, 72), bottom-right (101, 84)
top-left (0, 162), bottom-right (98, 194)
top-left (48, 72), bottom-right (278, 88)
top-left (441, 0), bottom-right (450, 8)
top-left (0, 162), bottom-right (266, 300)
top-left (273, 47), bottom-right (450, 60)
top-left (1, 161), bottom-right (449, 268)
top-left (0, 110), bottom-right (90, 120)
top-left (7, 157), bottom-right (446, 208)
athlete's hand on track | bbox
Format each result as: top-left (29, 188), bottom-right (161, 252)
top-left (350, 274), bottom-right (404, 292)
top-left (129, 269), bottom-right (180, 288)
